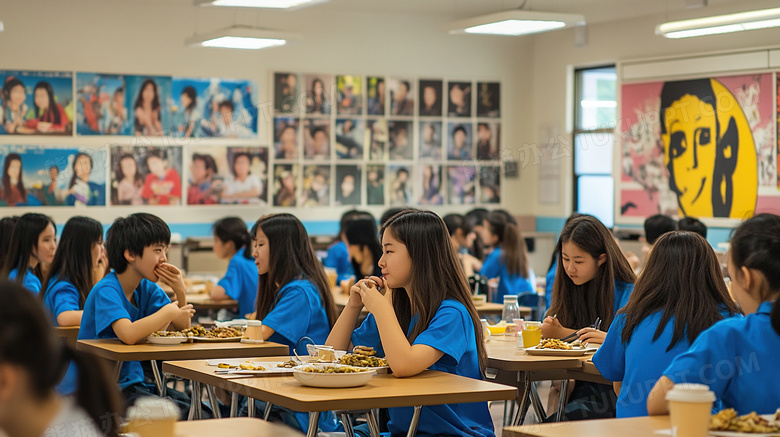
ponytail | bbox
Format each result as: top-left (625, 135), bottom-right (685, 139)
top-left (242, 231), bottom-right (252, 259)
top-left (62, 344), bottom-right (123, 437)
top-left (212, 217), bottom-right (253, 260)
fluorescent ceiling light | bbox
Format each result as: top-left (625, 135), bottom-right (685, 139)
top-left (657, 7), bottom-right (780, 38)
top-left (447, 10), bottom-right (585, 37)
top-left (186, 26), bottom-right (301, 50)
top-left (194, 0), bottom-right (327, 9)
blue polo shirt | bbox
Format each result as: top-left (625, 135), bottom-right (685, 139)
top-left (218, 251), bottom-right (259, 317)
top-left (9, 267), bottom-right (42, 295)
top-left (479, 248), bottom-right (535, 303)
top-left (663, 301), bottom-right (780, 414)
top-left (42, 275), bottom-right (82, 327)
top-left (323, 241), bottom-right (354, 283)
top-left (544, 260), bottom-right (557, 311)
top-left (593, 308), bottom-right (739, 417)
top-left (78, 272), bottom-right (171, 390)
top-left (261, 279), bottom-right (331, 355)
top-left (352, 299), bottom-right (495, 437)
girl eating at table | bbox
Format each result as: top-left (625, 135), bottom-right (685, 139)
top-left (0, 281), bottom-right (123, 437)
top-left (1, 212), bottom-right (57, 295)
top-left (326, 209), bottom-right (494, 437)
top-left (648, 214), bottom-right (780, 415)
top-left (208, 217), bottom-right (258, 319)
top-left (593, 231), bottom-right (741, 417)
top-left (41, 216), bottom-right (108, 327)
top-left (541, 214), bottom-right (636, 420)
top-left (476, 210), bottom-right (535, 303)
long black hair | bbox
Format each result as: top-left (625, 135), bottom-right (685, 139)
top-left (181, 85), bottom-right (197, 111)
top-left (213, 217), bottom-right (252, 259)
top-left (32, 81), bottom-right (61, 124)
top-left (381, 209), bottom-right (487, 372)
top-left (69, 152), bottom-right (93, 189)
top-left (729, 213), bottom-right (780, 336)
top-left (344, 213), bottom-right (382, 277)
top-left (3, 153), bottom-right (26, 203)
top-left (134, 78), bottom-right (160, 111)
top-left (485, 210), bottom-right (529, 278)
top-left (252, 214), bottom-right (337, 327)
top-left (621, 231), bottom-right (740, 351)
top-left (0, 216), bottom-right (19, 270)
top-left (40, 217), bottom-right (103, 308)
top-left (0, 281), bottom-right (123, 436)
top-left (1, 213), bottom-right (55, 286)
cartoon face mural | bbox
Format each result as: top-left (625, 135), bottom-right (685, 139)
top-left (660, 78), bottom-right (757, 218)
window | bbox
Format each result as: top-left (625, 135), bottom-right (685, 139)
top-left (573, 66), bottom-right (617, 228)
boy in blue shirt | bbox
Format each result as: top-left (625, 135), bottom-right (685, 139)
top-left (78, 213), bottom-right (195, 409)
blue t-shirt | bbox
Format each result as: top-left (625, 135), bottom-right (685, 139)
top-left (323, 241), bottom-right (354, 283)
top-left (544, 260), bottom-right (556, 311)
top-left (663, 301), bottom-right (780, 414)
top-left (42, 274), bottom-right (82, 327)
top-left (218, 251), bottom-right (259, 317)
top-left (479, 248), bottom-right (534, 303)
top-left (78, 272), bottom-right (171, 390)
top-left (351, 299), bottom-right (495, 437)
top-left (613, 281), bottom-right (633, 314)
top-left (261, 279), bottom-right (331, 355)
top-left (593, 309), bottom-right (739, 417)
top-left (9, 267), bottom-right (42, 295)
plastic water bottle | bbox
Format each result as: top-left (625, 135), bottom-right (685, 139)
top-left (502, 295), bottom-right (521, 323)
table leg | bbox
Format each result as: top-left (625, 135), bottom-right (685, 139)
top-left (512, 372), bottom-right (532, 426)
top-left (248, 398), bottom-right (256, 418)
top-left (229, 392), bottom-right (238, 418)
top-left (366, 409), bottom-right (381, 437)
top-left (553, 379), bottom-right (569, 422)
top-left (341, 413), bottom-right (355, 437)
top-left (263, 402), bottom-right (273, 421)
top-left (113, 361), bottom-right (122, 382)
top-left (187, 381), bottom-right (201, 421)
top-left (529, 381), bottom-right (547, 422)
top-left (406, 406), bottom-right (422, 437)
top-left (150, 360), bottom-right (164, 396)
top-left (306, 411), bottom-right (320, 437)
top-left (205, 385), bottom-right (221, 419)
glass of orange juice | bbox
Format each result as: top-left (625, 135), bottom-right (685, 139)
top-left (522, 321), bottom-right (542, 348)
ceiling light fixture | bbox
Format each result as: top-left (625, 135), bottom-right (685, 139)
top-left (194, 0), bottom-right (328, 10)
top-left (186, 26), bottom-right (301, 50)
top-left (447, 10), bottom-right (585, 37)
top-left (657, 7), bottom-right (780, 38)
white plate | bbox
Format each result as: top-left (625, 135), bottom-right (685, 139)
top-left (146, 336), bottom-right (187, 345)
top-left (292, 364), bottom-right (376, 388)
top-left (524, 346), bottom-right (598, 356)
top-left (214, 362), bottom-right (298, 376)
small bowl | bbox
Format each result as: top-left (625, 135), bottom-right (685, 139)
top-left (147, 335), bottom-right (186, 345)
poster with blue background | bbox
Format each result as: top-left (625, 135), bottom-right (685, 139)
top-left (0, 70), bottom-right (73, 135)
top-left (171, 77), bottom-right (258, 139)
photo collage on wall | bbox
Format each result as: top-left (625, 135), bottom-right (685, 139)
top-left (272, 72), bottom-right (504, 207)
top-left (0, 69), bottom-right (262, 208)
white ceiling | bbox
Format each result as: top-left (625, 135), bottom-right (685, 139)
top-left (300, 0), bottom-right (776, 25)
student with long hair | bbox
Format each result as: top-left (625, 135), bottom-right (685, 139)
top-left (544, 213), bottom-right (585, 311)
top-left (542, 215), bottom-right (636, 420)
top-left (476, 211), bottom-right (535, 303)
top-left (323, 210), bottom-right (359, 283)
top-left (2, 153), bottom-right (27, 206)
top-left (0, 281), bottom-right (123, 437)
top-left (249, 213), bottom-right (339, 432)
top-left (465, 208), bottom-right (488, 260)
top-left (133, 79), bottom-right (162, 136)
top-left (41, 216), bottom-right (106, 327)
top-left (0, 216), bottom-right (19, 270)
top-left (344, 213), bottom-right (382, 278)
top-left (25, 81), bottom-right (70, 133)
top-left (592, 231), bottom-right (741, 417)
top-left (326, 210), bottom-right (493, 437)
top-left (209, 217), bottom-right (258, 318)
top-left (1, 213), bottom-right (56, 294)
top-left (648, 214), bottom-right (780, 415)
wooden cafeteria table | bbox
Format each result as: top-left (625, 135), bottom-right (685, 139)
top-left (77, 339), bottom-right (287, 396)
top-left (502, 415), bottom-right (672, 437)
top-left (486, 337), bottom-right (595, 425)
top-left (163, 357), bottom-right (517, 437)
top-left (175, 417), bottom-right (302, 436)
top-left (54, 326), bottom-right (80, 348)
top-left (184, 293), bottom-right (239, 310)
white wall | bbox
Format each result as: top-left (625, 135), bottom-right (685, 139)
top-left (0, 0), bottom-right (536, 232)
top-left (529, 10), bottom-right (780, 221)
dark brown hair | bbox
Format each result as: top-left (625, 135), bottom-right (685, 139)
top-left (548, 215), bottom-right (636, 331)
top-left (252, 214), bottom-right (337, 327)
top-left (381, 209), bottom-right (487, 373)
top-left (485, 211), bottom-right (529, 278)
top-left (621, 231), bottom-right (740, 351)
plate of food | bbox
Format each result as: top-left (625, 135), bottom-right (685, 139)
top-left (147, 331), bottom-right (187, 345)
top-left (213, 361), bottom-right (299, 375)
top-left (292, 363), bottom-right (376, 388)
top-left (708, 409), bottom-right (780, 436)
top-left (524, 338), bottom-right (598, 356)
top-left (337, 346), bottom-right (391, 373)
top-left (184, 326), bottom-right (244, 342)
